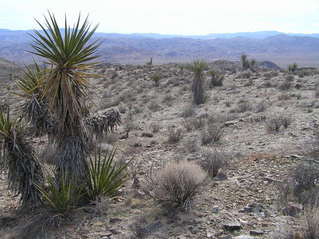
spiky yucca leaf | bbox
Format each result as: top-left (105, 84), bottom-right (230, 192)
top-left (30, 12), bottom-right (100, 135)
top-left (86, 148), bottom-right (129, 201)
top-left (0, 112), bottom-right (44, 207)
top-left (36, 172), bottom-right (83, 214)
top-left (17, 64), bottom-right (53, 135)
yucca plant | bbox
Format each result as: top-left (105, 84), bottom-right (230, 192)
top-left (86, 148), bottom-right (129, 201)
top-left (36, 172), bottom-right (83, 214)
top-left (17, 63), bottom-right (52, 136)
top-left (241, 54), bottom-right (249, 70)
top-left (30, 12), bottom-right (100, 182)
top-left (0, 112), bottom-right (44, 207)
top-left (189, 60), bottom-right (207, 105)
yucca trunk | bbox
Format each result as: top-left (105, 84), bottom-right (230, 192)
top-left (192, 72), bottom-right (205, 105)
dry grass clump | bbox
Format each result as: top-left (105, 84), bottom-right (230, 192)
top-left (255, 101), bottom-right (267, 113)
top-left (278, 162), bottom-right (319, 208)
top-left (209, 70), bottom-right (224, 88)
top-left (314, 85), bottom-right (319, 98)
top-left (201, 123), bottom-right (224, 145)
top-left (180, 104), bottom-right (195, 118)
top-left (148, 101), bottom-right (161, 112)
top-left (167, 127), bottom-right (183, 144)
top-left (302, 208), bottom-right (319, 239)
top-left (200, 149), bottom-right (228, 178)
top-left (149, 122), bottom-right (160, 133)
top-left (265, 115), bottom-right (292, 133)
top-left (231, 100), bottom-right (252, 113)
top-left (144, 160), bottom-right (207, 209)
top-left (278, 80), bottom-right (292, 91)
top-left (183, 137), bottom-right (199, 153)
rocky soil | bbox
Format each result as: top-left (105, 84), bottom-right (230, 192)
top-left (1, 61), bottom-right (318, 238)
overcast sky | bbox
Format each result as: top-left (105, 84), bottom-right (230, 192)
top-left (1, 0), bottom-right (319, 35)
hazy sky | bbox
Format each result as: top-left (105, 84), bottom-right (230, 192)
top-left (1, 0), bottom-right (319, 34)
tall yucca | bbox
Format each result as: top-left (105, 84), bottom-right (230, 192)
top-left (189, 60), bottom-right (207, 105)
top-left (30, 12), bottom-right (100, 181)
top-left (0, 112), bottom-right (44, 207)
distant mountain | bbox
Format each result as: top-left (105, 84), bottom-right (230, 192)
top-left (0, 29), bottom-right (319, 67)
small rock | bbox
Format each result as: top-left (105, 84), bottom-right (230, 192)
top-left (233, 236), bottom-right (256, 239)
top-left (141, 132), bottom-right (153, 137)
top-left (224, 120), bottom-right (238, 127)
top-left (214, 169), bottom-right (228, 181)
top-left (282, 202), bottom-right (303, 217)
top-left (250, 230), bottom-right (264, 236)
top-left (109, 218), bottom-right (122, 224)
top-left (212, 206), bottom-right (219, 214)
top-left (223, 221), bottom-right (242, 232)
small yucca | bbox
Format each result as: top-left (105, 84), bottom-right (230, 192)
top-left (85, 148), bottom-right (129, 201)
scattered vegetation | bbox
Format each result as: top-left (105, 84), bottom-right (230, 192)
top-left (200, 149), bottom-right (228, 178)
top-left (209, 70), bottom-right (224, 88)
top-left (266, 115), bottom-right (292, 133)
top-left (167, 126), bottom-right (183, 143)
top-left (144, 160), bottom-right (207, 209)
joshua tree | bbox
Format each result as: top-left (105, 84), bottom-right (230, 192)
top-left (0, 112), bottom-right (44, 207)
top-left (189, 60), bottom-right (207, 105)
top-left (241, 54), bottom-right (250, 70)
top-left (288, 63), bottom-right (298, 73)
top-left (29, 13), bottom-right (101, 183)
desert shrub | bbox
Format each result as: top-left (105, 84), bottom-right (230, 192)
top-left (129, 216), bottom-right (149, 239)
top-left (266, 115), bottom-right (292, 133)
top-left (285, 75), bottom-right (294, 82)
top-left (192, 116), bottom-right (207, 129)
top-left (180, 104), bottom-right (195, 118)
top-left (200, 149), bottom-right (228, 178)
top-left (302, 208), bottom-right (319, 239)
top-left (201, 123), bottom-right (224, 145)
top-left (278, 80), bottom-right (292, 91)
top-left (209, 71), bottom-right (224, 88)
top-left (167, 127), bottom-right (183, 143)
top-left (232, 100), bottom-right (252, 113)
top-left (150, 123), bottom-right (160, 133)
top-left (85, 148), bottom-right (129, 201)
top-left (315, 85), bottom-right (319, 98)
top-left (278, 93), bottom-right (291, 101)
top-left (182, 119), bottom-right (194, 132)
top-left (255, 101), bottom-right (267, 113)
top-left (183, 138), bottom-right (199, 153)
top-left (279, 162), bottom-right (319, 208)
top-left (144, 160), bottom-right (207, 209)
top-left (151, 73), bottom-right (161, 87)
top-left (162, 94), bottom-right (174, 105)
top-left (148, 101), bottom-right (161, 112)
